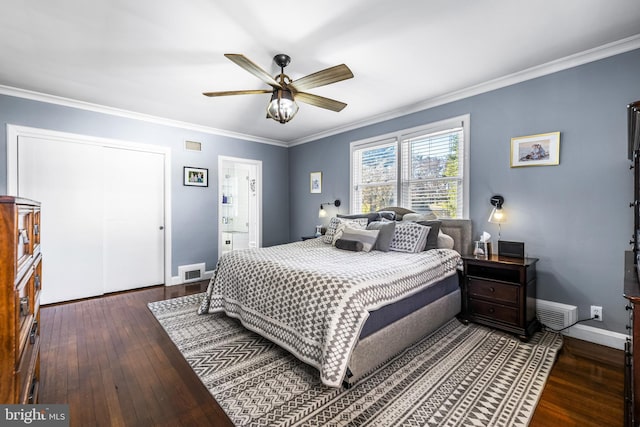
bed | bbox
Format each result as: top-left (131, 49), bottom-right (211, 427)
top-left (198, 208), bottom-right (472, 388)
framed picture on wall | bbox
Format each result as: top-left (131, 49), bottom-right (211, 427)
top-left (310, 171), bottom-right (322, 193)
top-left (183, 166), bottom-right (208, 187)
top-left (510, 132), bottom-right (560, 167)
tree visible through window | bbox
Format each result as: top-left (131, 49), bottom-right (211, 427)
top-left (351, 116), bottom-right (468, 218)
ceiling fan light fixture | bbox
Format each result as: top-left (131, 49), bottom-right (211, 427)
top-left (267, 88), bottom-right (298, 124)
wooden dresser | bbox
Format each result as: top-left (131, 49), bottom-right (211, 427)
top-left (0, 196), bottom-right (42, 404)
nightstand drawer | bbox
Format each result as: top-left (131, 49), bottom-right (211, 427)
top-left (469, 299), bottom-right (519, 325)
top-left (468, 278), bottom-right (519, 305)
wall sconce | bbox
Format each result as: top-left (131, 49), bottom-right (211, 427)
top-left (487, 195), bottom-right (506, 239)
top-left (319, 199), bottom-right (341, 218)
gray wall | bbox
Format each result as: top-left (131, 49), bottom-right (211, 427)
top-left (0, 94), bottom-right (290, 275)
top-left (289, 48), bottom-right (640, 335)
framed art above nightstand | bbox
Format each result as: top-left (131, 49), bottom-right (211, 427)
top-left (459, 254), bottom-right (540, 341)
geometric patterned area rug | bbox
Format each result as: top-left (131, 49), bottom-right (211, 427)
top-left (148, 293), bottom-right (562, 427)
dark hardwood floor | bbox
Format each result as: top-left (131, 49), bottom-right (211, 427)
top-left (39, 283), bottom-right (624, 427)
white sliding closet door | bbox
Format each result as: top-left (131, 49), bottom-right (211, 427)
top-left (16, 134), bottom-right (166, 304)
top-left (103, 147), bottom-right (164, 293)
top-left (18, 136), bottom-right (105, 303)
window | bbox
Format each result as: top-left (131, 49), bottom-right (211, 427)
top-left (350, 115), bottom-right (469, 218)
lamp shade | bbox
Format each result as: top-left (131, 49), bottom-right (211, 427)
top-left (267, 89), bottom-right (298, 123)
top-left (488, 206), bottom-right (506, 223)
top-left (488, 194), bottom-right (506, 223)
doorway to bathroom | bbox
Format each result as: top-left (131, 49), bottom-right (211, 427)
top-left (218, 156), bottom-right (262, 258)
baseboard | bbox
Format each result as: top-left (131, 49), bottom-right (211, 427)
top-left (169, 270), bottom-right (214, 286)
top-left (562, 324), bottom-right (628, 350)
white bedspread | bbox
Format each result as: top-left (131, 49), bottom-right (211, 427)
top-left (198, 238), bottom-right (460, 387)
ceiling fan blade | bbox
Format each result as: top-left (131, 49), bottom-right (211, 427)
top-left (290, 64), bottom-right (353, 92)
top-left (294, 92), bottom-right (347, 112)
top-left (203, 89), bottom-right (272, 97)
top-left (224, 54), bottom-right (282, 89)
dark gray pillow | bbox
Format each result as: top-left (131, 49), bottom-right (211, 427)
top-left (417, 220), bottom-right (442, 250)
top-left (335, 238), bottom-right (363, 252)
top-left (337, 212), bottom-right (380, 224)
top-left (366, 220), bottom-right (396, 252)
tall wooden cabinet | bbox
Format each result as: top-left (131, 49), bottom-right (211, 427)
top-left (0, 196), bottom-right (42, 404)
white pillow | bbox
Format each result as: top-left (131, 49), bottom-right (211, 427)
top-left (323, 217), bottom-right (368, 244)
top-left (437, 230), bottom-right (455, 249)
top-left (389, 222), bottom-right (430, 253)
top-left (339, 227), bottom-right (380, 252)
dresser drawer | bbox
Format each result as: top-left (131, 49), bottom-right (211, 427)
top-left (468, 278), bottom-right (519, 305)
top-left (16, 267), bottom-right (35, 360)
top-left (469, 299), bottom-right (519, 325)
top-left (16, 207), bottom-right (35, 279)
top-left (16, 317), bottom-right (39, 404)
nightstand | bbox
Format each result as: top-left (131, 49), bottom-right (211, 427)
top-left (459, 254), bottom-right (540, 341)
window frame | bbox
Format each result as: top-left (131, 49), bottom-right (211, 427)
top-left (349, 114), bottom-right (470, 218)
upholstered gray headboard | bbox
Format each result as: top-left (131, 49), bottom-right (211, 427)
top-left (378, 207), bottom-right (472, 256)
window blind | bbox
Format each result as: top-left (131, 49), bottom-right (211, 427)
top-left (401, 126), bottom-right (464, 218)
top-left (352, 138), bottom-right (397, 213)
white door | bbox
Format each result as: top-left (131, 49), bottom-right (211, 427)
top-left (103, 147), bottom-right (165, 293)
top-left (18, 136), bottom-right (105, 303)
top-left (16, 135), bottom-right (166, 303)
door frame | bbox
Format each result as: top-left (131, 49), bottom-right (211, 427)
top-left (217, 155), bottom-right (262, 258)
top-left (6, 124), bottom-right (172, 287)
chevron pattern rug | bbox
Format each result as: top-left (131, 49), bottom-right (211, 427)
top-left (148, 294), bottom-right (562, 427)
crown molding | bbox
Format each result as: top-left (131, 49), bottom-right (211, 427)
top-left (288, 34), bottom-right (640, 146)
top-left (0, 85), bottom-right (289, 147)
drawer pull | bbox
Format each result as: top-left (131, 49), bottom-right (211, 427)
top-left (35, 274), bottom-right (41, 290)
top-left (489, 287), bottom-right (495, 293)
top-left (20, 297), bottom-right (29, 316)
top-left (28, 379), bottom-right (39, 404)
top-left (33, 223), bottom-right (39, 236)
top-left (29, 321), bottom-right (38, 344)
top-left (488, 308), bottom-right (495, 313)
top-left (18, 229), bottom-right (30, 245)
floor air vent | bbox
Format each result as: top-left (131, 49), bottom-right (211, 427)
top-left (536, 299), bottom-right (578, 331)
top-left (178, 263), bottom-right (205, 283)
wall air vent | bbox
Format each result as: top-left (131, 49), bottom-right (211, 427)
top-left (536, 299), bottom-right (578, 331)
top-left (178, 263), bottom-right (205, 283)
top-left (185, 140), bottom-right (202, 152)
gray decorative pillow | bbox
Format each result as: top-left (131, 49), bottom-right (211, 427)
top-left (416, 220), bottom-right (442, 250)
top-left (340, 227), bottom-right (380, 252)
top-left (376, 210), bottom-right (397, 221)
top-left (403, 211), bottom-right (438, 221)
top-left (366, 220), bottom-right (396, 252)
top-left (335, 238), bottom-right (363, 252)
top-left (389, 222), bottom-right (430, 253)
top-left (337, 212), bottom-right (380, 224)
top-left (323, 217), bottom-right (368, 244)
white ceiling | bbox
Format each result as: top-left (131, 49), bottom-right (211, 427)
top-left (1, 1), bottom-right (639, 146)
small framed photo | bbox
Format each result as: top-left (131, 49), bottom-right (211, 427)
top-left (310, 171), bottom-right (322, 194)
top-left (183, 166), bottom-right (208, 187)
top-left (511, 132), bottom-right (560, 167)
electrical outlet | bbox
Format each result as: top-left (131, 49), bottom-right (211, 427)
top-left (591, 305), bottom-right (603, 322)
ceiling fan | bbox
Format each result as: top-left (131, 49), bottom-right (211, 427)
top-left (203, 53), bottom-right (354, 124)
